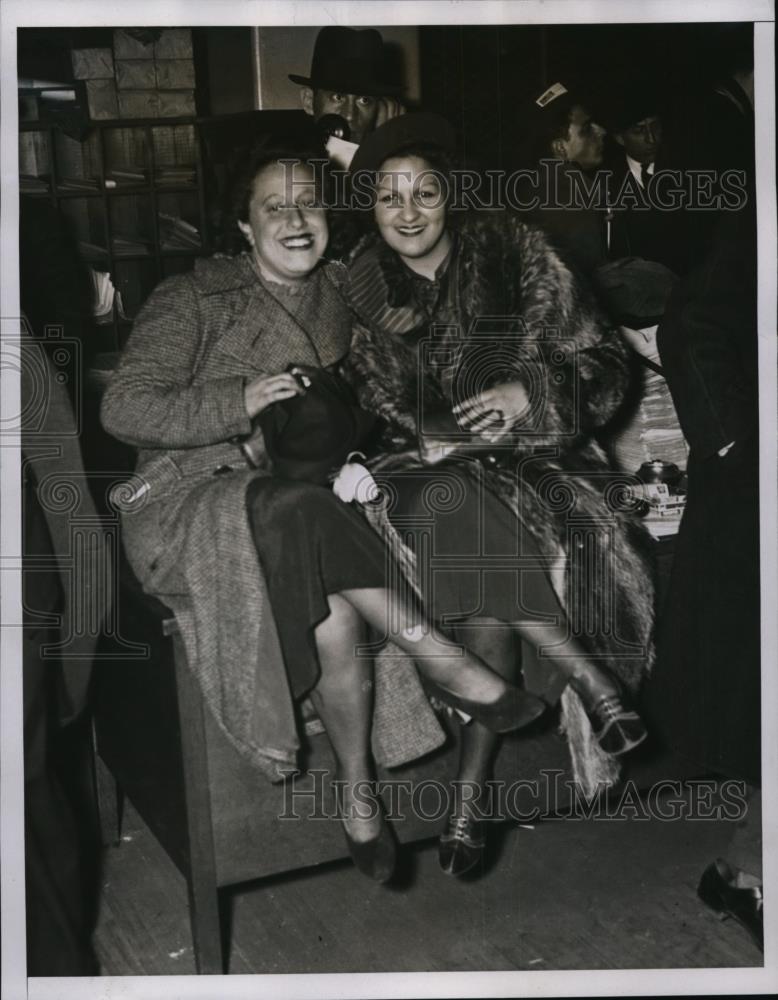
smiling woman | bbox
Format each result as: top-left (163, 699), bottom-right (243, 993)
top-left (344, 113), bottom-right (656, 878)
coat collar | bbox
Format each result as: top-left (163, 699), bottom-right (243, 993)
top-left (201, 255), bottom-right (352, 373)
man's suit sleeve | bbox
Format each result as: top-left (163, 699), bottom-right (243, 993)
top-left (657, 214), bottom-right (757, 461)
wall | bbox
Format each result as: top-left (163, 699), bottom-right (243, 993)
top-left (253, 26), bottom-right (420, 111)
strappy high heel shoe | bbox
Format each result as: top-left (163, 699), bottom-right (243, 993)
top-left (421, 675), bottom-right (546, 734)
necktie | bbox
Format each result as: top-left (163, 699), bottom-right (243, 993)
top-left (641, 163), bottom-right (653, 190)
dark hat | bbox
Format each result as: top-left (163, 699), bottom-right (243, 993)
top-left (258, 366), bottom-right (375, 485)
top-left (597, 81), bottom-right (663, 134)
top-left (288, 26), bottom-right (402, 98)
top-left (348, 112), bottom-right (457, 175)
top-left (592, 258), bottom-right (679, 328)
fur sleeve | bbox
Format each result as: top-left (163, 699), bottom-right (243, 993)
top-left (514, 220), bottom-right (630, 440)
top-left (461, 215), bottom-right (631, 448)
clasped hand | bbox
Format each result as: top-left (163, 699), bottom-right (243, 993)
top-left (451, 380), bottom-right (530, 443)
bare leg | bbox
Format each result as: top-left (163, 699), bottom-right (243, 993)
top-left (310, 594), bottom-right (380, 843)
top-left (511, 619), bottom-right (615, 710)
top-left (340, 587), bottom-right (508, 704)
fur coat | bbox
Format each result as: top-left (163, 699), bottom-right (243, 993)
top-left (343, 213), bottom-right (656, 792)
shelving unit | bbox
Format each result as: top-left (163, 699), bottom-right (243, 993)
top-left (19, 116), bottom-right (210, 350)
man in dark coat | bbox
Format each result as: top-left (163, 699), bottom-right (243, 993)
top-left (650, 204), bottom-right (761, 947)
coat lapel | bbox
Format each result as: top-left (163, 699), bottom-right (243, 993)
top-left (213, 266), bottom-right (351, 374)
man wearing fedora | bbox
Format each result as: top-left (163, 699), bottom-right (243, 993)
top-left (289, 26), bottom-right (404, 146)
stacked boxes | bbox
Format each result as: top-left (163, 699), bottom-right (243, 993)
top-left (73, 28), bottom-right (196, 120)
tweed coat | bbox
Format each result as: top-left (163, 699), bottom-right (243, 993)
top-left (101, 254), bottom-right (445, 780)
top-left (344, 214), bottom-right (656, 792)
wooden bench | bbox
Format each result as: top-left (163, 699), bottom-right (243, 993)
top-left (92, 539), bottom-right (685, 974)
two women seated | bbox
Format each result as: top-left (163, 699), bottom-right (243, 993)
top-left (101, 115), bottom-right (654, 885)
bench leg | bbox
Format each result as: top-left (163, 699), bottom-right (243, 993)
top-left (171, 629), bottom-right (225, 974)
top-left (91, 723), bottom-right (124, 847)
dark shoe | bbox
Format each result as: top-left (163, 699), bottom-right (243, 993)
top-left (698, 859), bottom-right (764, 951)
top-left (342, 819), bottom-right (397, 884)
top-left (439, 811), bottom-right (487, 877)
top-left (422, 677), bottom-right (546, 735)
top-left (335, 777), bottom-right (397, 883)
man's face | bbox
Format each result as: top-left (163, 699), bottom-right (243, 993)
top-left (557, 105), bottom-right (606, 170)
top-left (615, 116), bottom-right (662, 164)
top-left (304, 88), bottom-right (380, 144)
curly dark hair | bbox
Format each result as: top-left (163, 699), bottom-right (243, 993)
top-left (215, 132), bottom-right (333, 256)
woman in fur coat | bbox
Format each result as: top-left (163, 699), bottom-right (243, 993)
top-left (343, 114), bottom-right (656, 877)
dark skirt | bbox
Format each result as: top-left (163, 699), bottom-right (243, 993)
top-left (246, 477), bottom-right (389, 699)
top-left (384, 461), bottom-right (566, 628)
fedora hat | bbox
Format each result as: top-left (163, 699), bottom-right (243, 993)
top-left (348, 112), bottom-right (457, 175)
top-left (289, 26), bottom-right (403, 98)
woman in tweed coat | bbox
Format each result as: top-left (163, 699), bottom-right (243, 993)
top-left (343, 115), bottom-right (655, 877)
top-left (101, 134), bottom-right (543, 884)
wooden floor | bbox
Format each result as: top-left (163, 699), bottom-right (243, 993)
top-left (92, 786), bottom-right (762, 976)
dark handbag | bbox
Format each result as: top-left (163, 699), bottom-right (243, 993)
top-left (253, 365), bottom-right (376, 485)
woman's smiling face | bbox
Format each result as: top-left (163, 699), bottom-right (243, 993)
top-left (239, 161), bottom-right (328, 285)
top-left (374, 155), bottom-right (451, 275)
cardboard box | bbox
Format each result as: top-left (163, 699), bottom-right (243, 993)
top-left (115, 60), bottom-right (157, 90)
top-left (156, 90), bottom-right (196, 118)
top-left (18, 129), bottom-right (50, 176)
top-left (154, 28), bottom-right (193, 60)
top-left (72, 48), bottom-right (115, 79)
top-left (118, 90), bottom-right (160, 119)
top-left (86, 79), bottom-right (119, 120)
top-left (114, 28), bottom-right (155, 60)
top-left (155, 59), bottom-right (195, 90)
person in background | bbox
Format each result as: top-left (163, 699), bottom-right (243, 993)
top-left (519, 82), bottom-right (608, 278)
top-left (19, 200), bottom-right (111, 974)
top-left (290, 26), bottom-right (404, 149)
top-left (649, 204), bottom-right (762, 952)
top-left (599, 82), bottom-right (687, 276)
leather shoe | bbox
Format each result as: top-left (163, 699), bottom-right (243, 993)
top-left (439, 810), bottom-right (487, 877)
top-left (584, 691), bottom-right (647, 756)
top-left (335, 776), bottom-right (397, 883)
top-left (697, 858), bottom-right (763, 951)
top-left (422, 676), bottom-right (546, 734)
top-left (342, 819), bottom-right (397, 884)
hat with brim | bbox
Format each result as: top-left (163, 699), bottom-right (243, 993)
top-left (348, 112), bottom-right (457, 176)
top-left (288, 26), bottom-right (403, 98)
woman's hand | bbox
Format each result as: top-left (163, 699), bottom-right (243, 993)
top-left (452, 381), bottom-right (531, 443)
top-left (244, 372), bottom-right (303, 419)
